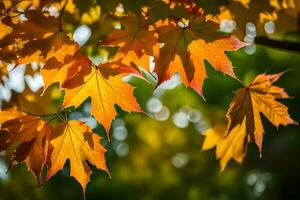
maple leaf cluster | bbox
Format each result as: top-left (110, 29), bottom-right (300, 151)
top-left (0, 111), bottom-right (108, 191)
top-left (0, 0), bottom-right (298, 198)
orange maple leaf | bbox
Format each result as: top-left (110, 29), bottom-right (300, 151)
top-left (100, 12), bottom-right (158, 70)
top-left (0, 110), bottom-right (110, 195)
top-left (0, 110), bottom-right (53, 183)
top-left (101, 12), bottom-right (157, 58)
top-left (41, 52), bottom-right (92, 90)
top-left (62, 61), bottom-right (143, 135)
top-left (46, 120), bottom-right (109, 195)
top-left (226, 72), bottom-right (298, 155)
top-left (202, 119), bottom-right (248, 171)
top-left (155, 16), bottom-right (246, 96)
top-left (0, 9), bottom-right (79, 65)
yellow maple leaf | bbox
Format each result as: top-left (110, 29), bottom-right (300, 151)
top-left (227, 72), bottom-right (297, 155)
top-left (46, 120), bottom-right (109, 194)
top-left (62, 61), bottom-right (143, 135)
top-left (202, 119), bottom-right (248, 171)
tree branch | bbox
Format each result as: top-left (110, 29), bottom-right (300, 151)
top-left (255, 36), bottom-right (300, 52)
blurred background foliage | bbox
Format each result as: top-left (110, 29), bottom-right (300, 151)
top-left (0, 0), bottom-right (300, 200)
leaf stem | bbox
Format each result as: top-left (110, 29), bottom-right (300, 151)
top-left (235, 77), bottom-right (246, 87)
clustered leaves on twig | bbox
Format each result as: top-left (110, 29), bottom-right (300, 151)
top-left (0, 0), bottom-right (298, 198)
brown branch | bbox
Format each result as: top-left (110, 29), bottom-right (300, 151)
top-left (60, 0), bottom-right (69, 17)
top-left (0, 0), bottom-right (24, 18)
top-left (255, 36), bottom-right (300, 52)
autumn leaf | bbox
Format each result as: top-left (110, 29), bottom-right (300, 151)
top-left (226, 72), bottom-right (298, 155)
top-left (10, 121), bottom-right (53, 184)
top-left (202, 119), bottom-right (248, 171)
top-left (100, 12), bottom-right (158, 69)
top-left (0, 8), bottom-right (95, 95)
top-left (62, 61), bottom-right (143, 135)
top-left (0, 110), bottom-right (110, 193)
top-left (0, 110), bottom-right (53, 183)
top-left (0, 9), bottom-right (79, 65)
top-left (100, 12), bottom-right (157, 57)
top-left (155, 15), bottom-right (246, 96)
top-left (203, 72), bottom-right (297, 171)
top-left (41, 52), bottom-right (92, 90)
top-left (46, 120), bottom-right (109, 194)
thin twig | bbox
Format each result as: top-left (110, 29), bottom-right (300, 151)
top-left (255, 36), bottom-right (300, 52)
top-left (60, 0), bottom-right (69, 17)
top-left (59, 0), bottom-right (69, 30)
top-left (0, 0), bottom-right (24, 18)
